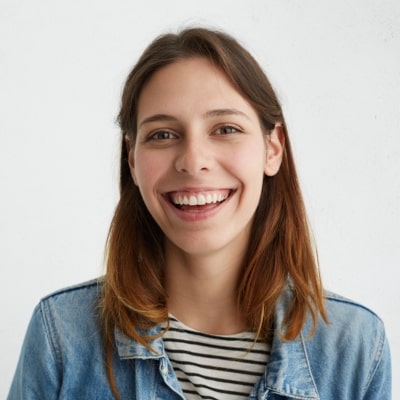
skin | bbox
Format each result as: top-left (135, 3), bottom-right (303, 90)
top-left (128, 57), bottom-right (284, 334)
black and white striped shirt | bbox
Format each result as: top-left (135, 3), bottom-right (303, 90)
top-left (163, 316), bottom-right (270, 400)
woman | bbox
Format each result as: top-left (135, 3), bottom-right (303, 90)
top-left (8, 27), bottom-right (391, 399)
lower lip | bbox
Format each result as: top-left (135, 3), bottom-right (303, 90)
top-left (164, 194), bottom-right (232, 222)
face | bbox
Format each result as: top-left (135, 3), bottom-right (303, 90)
top-left (128, 57), bottom-right (283, 257)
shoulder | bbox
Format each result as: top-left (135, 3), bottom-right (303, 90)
top-left (302, 290), bottom-right (387, 345)
top-left (9, 279), bottom-right (120, 398)
top-left (278, 286), bottom-right (384, 333)
top-left (41, 278), bottom-right (103, 303)
top-left (322, 290), bottom-right (384, 335)
top-left (324, 290), bottom-right (380, 314)
top-left (310, 291), bottom-right (386, 375)
top-left (36, 278), bottom-right (104, 340)
top-left (320, 291), bottom-right (388, 361)
top-left (276, 287), bottom-right (388, 353)
top-left (303, 291), bottom-right (391, 398)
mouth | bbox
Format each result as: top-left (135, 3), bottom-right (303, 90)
top-left (166, 189), bottom-right (233, 210)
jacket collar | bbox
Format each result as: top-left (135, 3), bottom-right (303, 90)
top-left (114, 325), bottom-right (164, 360)
top-left (114, 287), bottom-right (319, 399)
top-left (260, 287), bottom-right (319, 399)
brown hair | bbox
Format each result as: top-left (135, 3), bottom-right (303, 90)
top-left (102, 27), bottom-right (327, 398)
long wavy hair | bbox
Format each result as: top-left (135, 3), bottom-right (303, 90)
top-left (102, 27), bottom-right (327, 398)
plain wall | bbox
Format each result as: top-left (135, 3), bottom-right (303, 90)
top-left (1, 0), bottom-right (399, 397)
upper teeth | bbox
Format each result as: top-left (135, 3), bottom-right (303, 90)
top-left (173, 192), bottom-right (228, 206)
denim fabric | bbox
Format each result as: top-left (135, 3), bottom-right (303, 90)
top-left (8, 279), bottom-right (391, 399)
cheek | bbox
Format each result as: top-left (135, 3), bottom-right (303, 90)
top-left (228, 141), bottom-right (267, 176)
top-left (133, 151), bottom-right (168, 192)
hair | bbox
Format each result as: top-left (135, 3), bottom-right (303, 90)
top-left (101, 27), bottom-right (327, 398)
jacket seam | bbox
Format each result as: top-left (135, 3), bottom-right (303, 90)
top-left (39, 299), bottom-right (63, 373)
top-left (362, 317), bottom-right (386, 396)
top-left (40, 278), bottom-right (101, 302)
top-left (324, 294), bottom-right (380, 319)
top-left (299, 331), bottom-right (320, 400)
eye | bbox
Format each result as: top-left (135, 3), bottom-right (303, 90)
top-left (214, 125), bottom-right (241, 135)
top-left (147, 130), bottom-right (178, 141)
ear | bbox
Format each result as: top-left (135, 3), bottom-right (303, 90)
top-left (264, 124), bottom-right (285, 176)
top-left (125, 135), bottom-right (138, 185)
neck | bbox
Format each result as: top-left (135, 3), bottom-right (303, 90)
top-left (164, 240), bottom-right (248, 335)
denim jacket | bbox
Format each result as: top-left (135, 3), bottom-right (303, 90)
top-left (8, 279), bottom-right (391, 399)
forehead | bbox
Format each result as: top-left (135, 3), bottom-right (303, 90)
top-left (137, 57), bottom-right (257, 121)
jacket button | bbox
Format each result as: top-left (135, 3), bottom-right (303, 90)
top-left (161, 364), bottom-right (168, 374)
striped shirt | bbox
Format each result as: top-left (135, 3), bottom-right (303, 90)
top-left (163, 316), bottom-right (270, 400)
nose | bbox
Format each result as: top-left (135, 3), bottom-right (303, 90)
top-left (175, 135), bottom-right (214, 175)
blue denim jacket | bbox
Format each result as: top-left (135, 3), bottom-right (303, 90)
top-left (8, 279), bottom-right (391, 399)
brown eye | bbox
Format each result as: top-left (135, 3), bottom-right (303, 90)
top-left (214, 125), bottom-right (240, 135)
top-left (148, 130), bottom-right (177, 141)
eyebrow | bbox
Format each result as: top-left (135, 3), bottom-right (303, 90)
top-left (138, 108), bottom-right (250, 128)
top-left (138, 114), bottom-right (178, 128)
top-left (203, 108), bottom-right (250, 120)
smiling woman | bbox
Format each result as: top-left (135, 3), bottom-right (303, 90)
top-left (129, 57), bottom-right (281, 255)
top-left (8, 27), bottom-right (391, 400)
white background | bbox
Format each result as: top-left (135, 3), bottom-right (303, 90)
top-left (1, 0), bottom-right (399, 397)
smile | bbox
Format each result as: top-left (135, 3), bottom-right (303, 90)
top-left (168, 189), bottom-right (232, 209)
